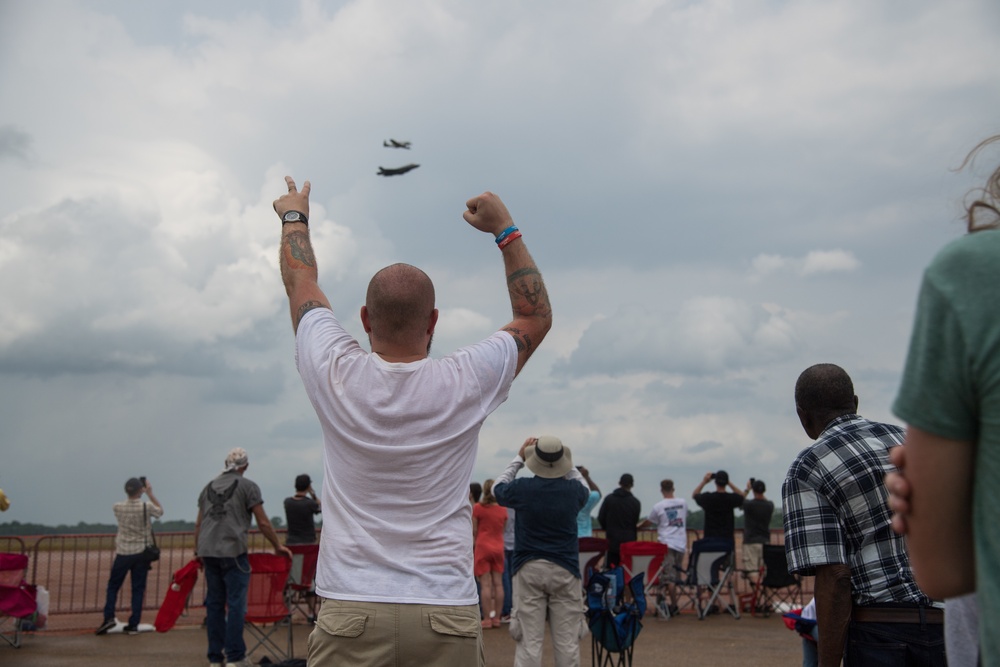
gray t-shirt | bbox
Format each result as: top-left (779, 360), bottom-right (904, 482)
top-left (196, 472), bottom-right (263, 558)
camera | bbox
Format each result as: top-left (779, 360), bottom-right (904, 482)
top-left (708, 473), bottom-right (716, 480)
top-left (750, 477), bottom-right (755, 485)
top-left (139, 476), bottom-right (147, 487)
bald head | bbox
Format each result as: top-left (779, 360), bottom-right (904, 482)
top-left (365, 264), bottom-right (436, 346)
top-left (795, 363), bottom-right (858, 437)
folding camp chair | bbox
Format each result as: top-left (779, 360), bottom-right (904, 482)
top-left (618, 541), bottom-right (668, 603)
top-left (245, 553), bottom-right (293, 662)
top-left (674, 538), bottom-right (740, 620)
top-left (586, 567), bottom-right (646, 667)
top-left (0, 553), bottom-right (37, 648)
top-left (756, 544), bottom-right (802, 616)
top-left (579, 537), bottom-right (608, 591)
top-left (286, 543), bottom-right (319, 623)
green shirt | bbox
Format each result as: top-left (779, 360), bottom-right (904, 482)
top-left (893, 229), bottom-right (1000, 667)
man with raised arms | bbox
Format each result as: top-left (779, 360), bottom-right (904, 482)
top-left (273, 177), bottom-right (552, 666)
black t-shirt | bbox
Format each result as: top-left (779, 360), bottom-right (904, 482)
top-left (284, 496), bottom-right (320, 545)
top-left (742, 498), bottom-right (774, 544)
top-left (693, 491), bottom-right (743, 540)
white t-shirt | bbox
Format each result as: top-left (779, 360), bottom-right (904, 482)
top-left (296, 308), bottom-right (518, 605)
top-left (647, 497), bottom-right (688, 552)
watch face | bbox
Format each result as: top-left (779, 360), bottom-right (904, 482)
top-left (284, 211), bottom-right (303, 222)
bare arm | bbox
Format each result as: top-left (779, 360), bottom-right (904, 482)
top-left (579, 466), bottom-right (601, 495)
top-left (143, 480), bottom-right (163, 514)
top-left (463, 193), bottom-right (552, 376)
top-left (251, 504), bottom-right (293, 558)
top-left (886, 430), bottom-right (975, 598)
top-left (692, 472), bottom-right (713, 498)
top-left (815, 563), bottom-right (852, 667)
top-left (273, 176), bottom-right (332, 333)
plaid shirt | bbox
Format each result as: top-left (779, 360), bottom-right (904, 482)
top-left (782, 414), bottom-right (930, 606)
top-left (113, 498), bottom-right (163, 556)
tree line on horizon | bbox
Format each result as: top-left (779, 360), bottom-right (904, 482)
top-left (2, 507), bottom-right (783, 537)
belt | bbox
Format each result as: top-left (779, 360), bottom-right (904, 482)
top-left (851, 605), bottom-right (943, 625)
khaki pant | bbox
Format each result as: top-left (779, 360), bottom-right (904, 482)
top-left (742, 543), bottom-right (764, 572)
top-left (308, 598), bottom-right (484, 667)
top-left (509, 559), bottom-right (584, 667)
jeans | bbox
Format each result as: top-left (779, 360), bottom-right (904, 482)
top-left (203, 554), bottom-right (251, 664)
top-left (846, 616), bottom-right (945, 666)
top-left (102, 552), bottom-right (149, 627)
top-left (502, 549), bottom-right (514, 617)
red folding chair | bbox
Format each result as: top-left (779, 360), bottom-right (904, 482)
top-left (286, 543), bottom-right (319, 622)
top-left (245, 553), bottom-right (293, 662)
top-left (618, 541), bottom-right (668, 601)
top-left (0, 553), bottom-right (37, 648)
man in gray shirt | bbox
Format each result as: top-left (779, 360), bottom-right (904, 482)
top-left (194, 448), bottom-right (290, 667)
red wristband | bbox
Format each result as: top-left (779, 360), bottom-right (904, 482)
top-left (497, 230), bottom-right (522, 250)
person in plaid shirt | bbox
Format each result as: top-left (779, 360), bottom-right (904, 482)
top-left (96, 477), bottom-right (163, 635)
top-left (782, 364), bottom-right (943, 667)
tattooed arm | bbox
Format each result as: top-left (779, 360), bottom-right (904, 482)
top-left (273, 176), bottom-right (332, 333)
top-left (463, 192), bottom-right (552, 376)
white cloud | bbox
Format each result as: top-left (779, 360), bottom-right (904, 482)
top-left (0, 0), bottom-right (995, 525)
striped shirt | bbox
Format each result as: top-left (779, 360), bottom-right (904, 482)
top-left (782, 414), bottom-right (930, 606)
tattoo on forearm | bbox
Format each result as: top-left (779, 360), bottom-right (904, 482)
top-left (507, 268), bottom-right (551, 318)
top-left (283, 230), bottom-right (316, 268)
top-left (502, 326), bottom-right (531, 353)
top-left (296, 301), bottom-right (327, 325)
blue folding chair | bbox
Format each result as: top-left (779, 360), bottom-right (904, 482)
top-left (586, 566), bottom-right (646, 667)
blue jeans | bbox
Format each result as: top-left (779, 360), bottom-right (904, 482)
top-left (846, 616), bottom-right (945, 666)
top-left (102, 552), bottom-right (149, 627)
top-left (501, 549), bottom-right (513, 617)
top-left (203, 554), bottom-right (251, 664)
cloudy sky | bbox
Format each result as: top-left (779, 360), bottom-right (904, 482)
top-left (1, 0), bottom-right (998, 527)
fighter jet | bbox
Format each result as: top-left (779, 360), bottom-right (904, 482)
top-left (377, 164), bottom-right (420, 177)
top-left (383, 139), bottom-right (411, 149)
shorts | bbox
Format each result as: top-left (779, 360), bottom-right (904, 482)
top-left (660, 549), bottom-right (685, 583)
top-left (475, 550), bottom-right (504, 578)
top-left (742, 543), bottom-right (764, 572)
top-left (309, 598), bottom-right (484, 667)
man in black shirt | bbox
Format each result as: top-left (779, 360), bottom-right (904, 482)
top-left (598, 473), bottom-right (641, 566)
top-left (284, 474), bottom-right (321, 545)
top-left (692, 470), bottom-right (744, 542)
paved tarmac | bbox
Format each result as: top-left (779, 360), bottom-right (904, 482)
top-left (3, 609), bottom-right (802, 666)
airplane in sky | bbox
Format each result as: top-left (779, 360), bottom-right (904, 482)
top-left (377, 164), bottom-right (420, 176)
top-left (383, 139), bottom-right (411, 149)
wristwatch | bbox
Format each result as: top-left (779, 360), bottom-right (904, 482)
top-left (281, 210), bottom-right (308, 225)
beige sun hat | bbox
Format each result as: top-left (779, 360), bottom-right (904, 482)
top-left (524, 436), bottom-right (573, 479)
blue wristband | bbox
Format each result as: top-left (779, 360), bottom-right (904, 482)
top-left (495, 226), bottom-right (519, 244)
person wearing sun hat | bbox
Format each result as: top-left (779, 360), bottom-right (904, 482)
top-left (493, 436), bottom-right (590, 667)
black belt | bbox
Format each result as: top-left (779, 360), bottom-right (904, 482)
top-left (852, 605), bottom-right (943, 624)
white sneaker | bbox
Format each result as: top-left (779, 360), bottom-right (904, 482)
top-left (225, 660), bottom-right (254, 667)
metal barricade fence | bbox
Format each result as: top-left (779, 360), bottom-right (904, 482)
top-left (14, 528), bottom-right (811, 621)
top-left (22, 531), bottom-right (285, 619)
